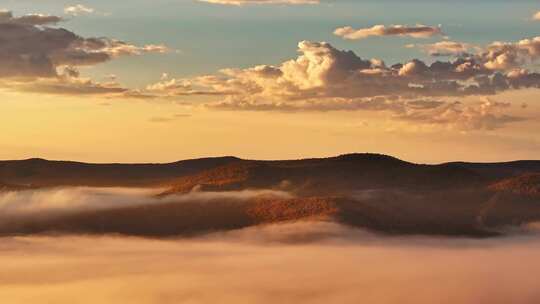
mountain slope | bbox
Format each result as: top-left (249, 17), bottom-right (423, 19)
top-left (489, 173), bottom-right (540, 197)
top-left (162, 153), bottom-right (484, 196)
top-left (0, 156), bottom-right (240, 187)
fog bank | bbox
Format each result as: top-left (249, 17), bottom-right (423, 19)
top-left (0, 187), bottom-right (291, 217)
top-left (2, 222), bottom-right (540, 304)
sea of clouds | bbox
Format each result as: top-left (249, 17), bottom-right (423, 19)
top-left (1, 187), bottom-right (540, 303)
top-left (2, 221), bottom-right (540, 303)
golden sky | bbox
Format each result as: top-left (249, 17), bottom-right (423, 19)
top-left (1, 2), bottom-right (540, 163)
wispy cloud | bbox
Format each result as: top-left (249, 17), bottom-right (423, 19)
top-left (0, 187), bottom-right (289, 219)
top-left (64, 4), bottom-right (95, 16)
top-left (334, 24), bottom-right (443, 40)
top-left (406, 41), bottom-right (472, 57)
top-left (148, 114), bottom-right (192, 123)
top-left (397, 98), bottom-right (527, 131)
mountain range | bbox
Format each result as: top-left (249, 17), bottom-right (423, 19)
top-left (1, 153), bottom-right (539, 237)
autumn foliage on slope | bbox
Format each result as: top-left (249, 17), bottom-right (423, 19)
top-left (489, 173), bottom-right (540, 197)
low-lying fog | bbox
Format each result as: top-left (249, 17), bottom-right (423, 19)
top-left (0, 187), bottom-right (291, 218)
top-left (2, 222), bottom-right (540, 303)
top-left (2, 187), bottom-right (540, 303)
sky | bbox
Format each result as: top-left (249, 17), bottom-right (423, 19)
top-left (0, 0), bottom-right (539, 163)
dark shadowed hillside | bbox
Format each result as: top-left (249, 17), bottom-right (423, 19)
top-left (451, 161), bottom-right (540, 180)
top-left (0, 157), bottom-right (240, 187)
top-left (162, 153), bottom-right (485, 196)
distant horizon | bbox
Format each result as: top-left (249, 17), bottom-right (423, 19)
top-left (2, 152), bottom-right (538, 165)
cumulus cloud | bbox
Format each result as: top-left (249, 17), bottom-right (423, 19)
top-left (482, 37), bottom-right (540, 70)
top-left (0, 10), bottom-right (167, 96)
top-left (334, 24), bottom-right (442, 40)
top-left (64, 4), bottom-right (95, 16)
top-left (150, 40), bottom-right (502, 101)
top-left (143, 38), bottom-right (539, 130)
top-left (198, 0), bottom-right (319, 5)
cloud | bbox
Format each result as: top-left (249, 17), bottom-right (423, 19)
top-left (0, 10), bottom-right (62, 25)
top-left (408, 41), bottom-right (471, 57)
top-left (198, 0), bottom-right (319, 5)
top-left (212, 96), bottom-right (526, 131)
top-left (334, 24), bottom-right (442, 40)
top-left (146, 74), bottom-right (236, 96)
top-left (1, 66), bottom-right (129, 96)
top-left (482, 37), bottom-right (540, 70)
top-left (0, 10), bottom-right (167, 96)
top-left (397, 98), bottom-right (527, 131)
top-left (147, 41), bottom-right (385, 99)
top-left (143, 39), bottom-right (539, 130)
top-left (0, 187), bottom-right (161, 217)
top-left (533, 11), bottom-right (540, 20)
top-left (7, 77), bottom-right (128, 96)
top-left (149, 40), bottom-right (491, 101)
top-left (211, 96), bottom-right (444, 113)
top-left (64, 4), bottom-right (95, 16)
top-left (3, 225), bottom-right (540, 303)
top-left (0, 187), bottom-right (295, 237)
top-left (0, 187), bottom-right (291, 219)
top-left (148, 114), bottom-right (192, 123)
